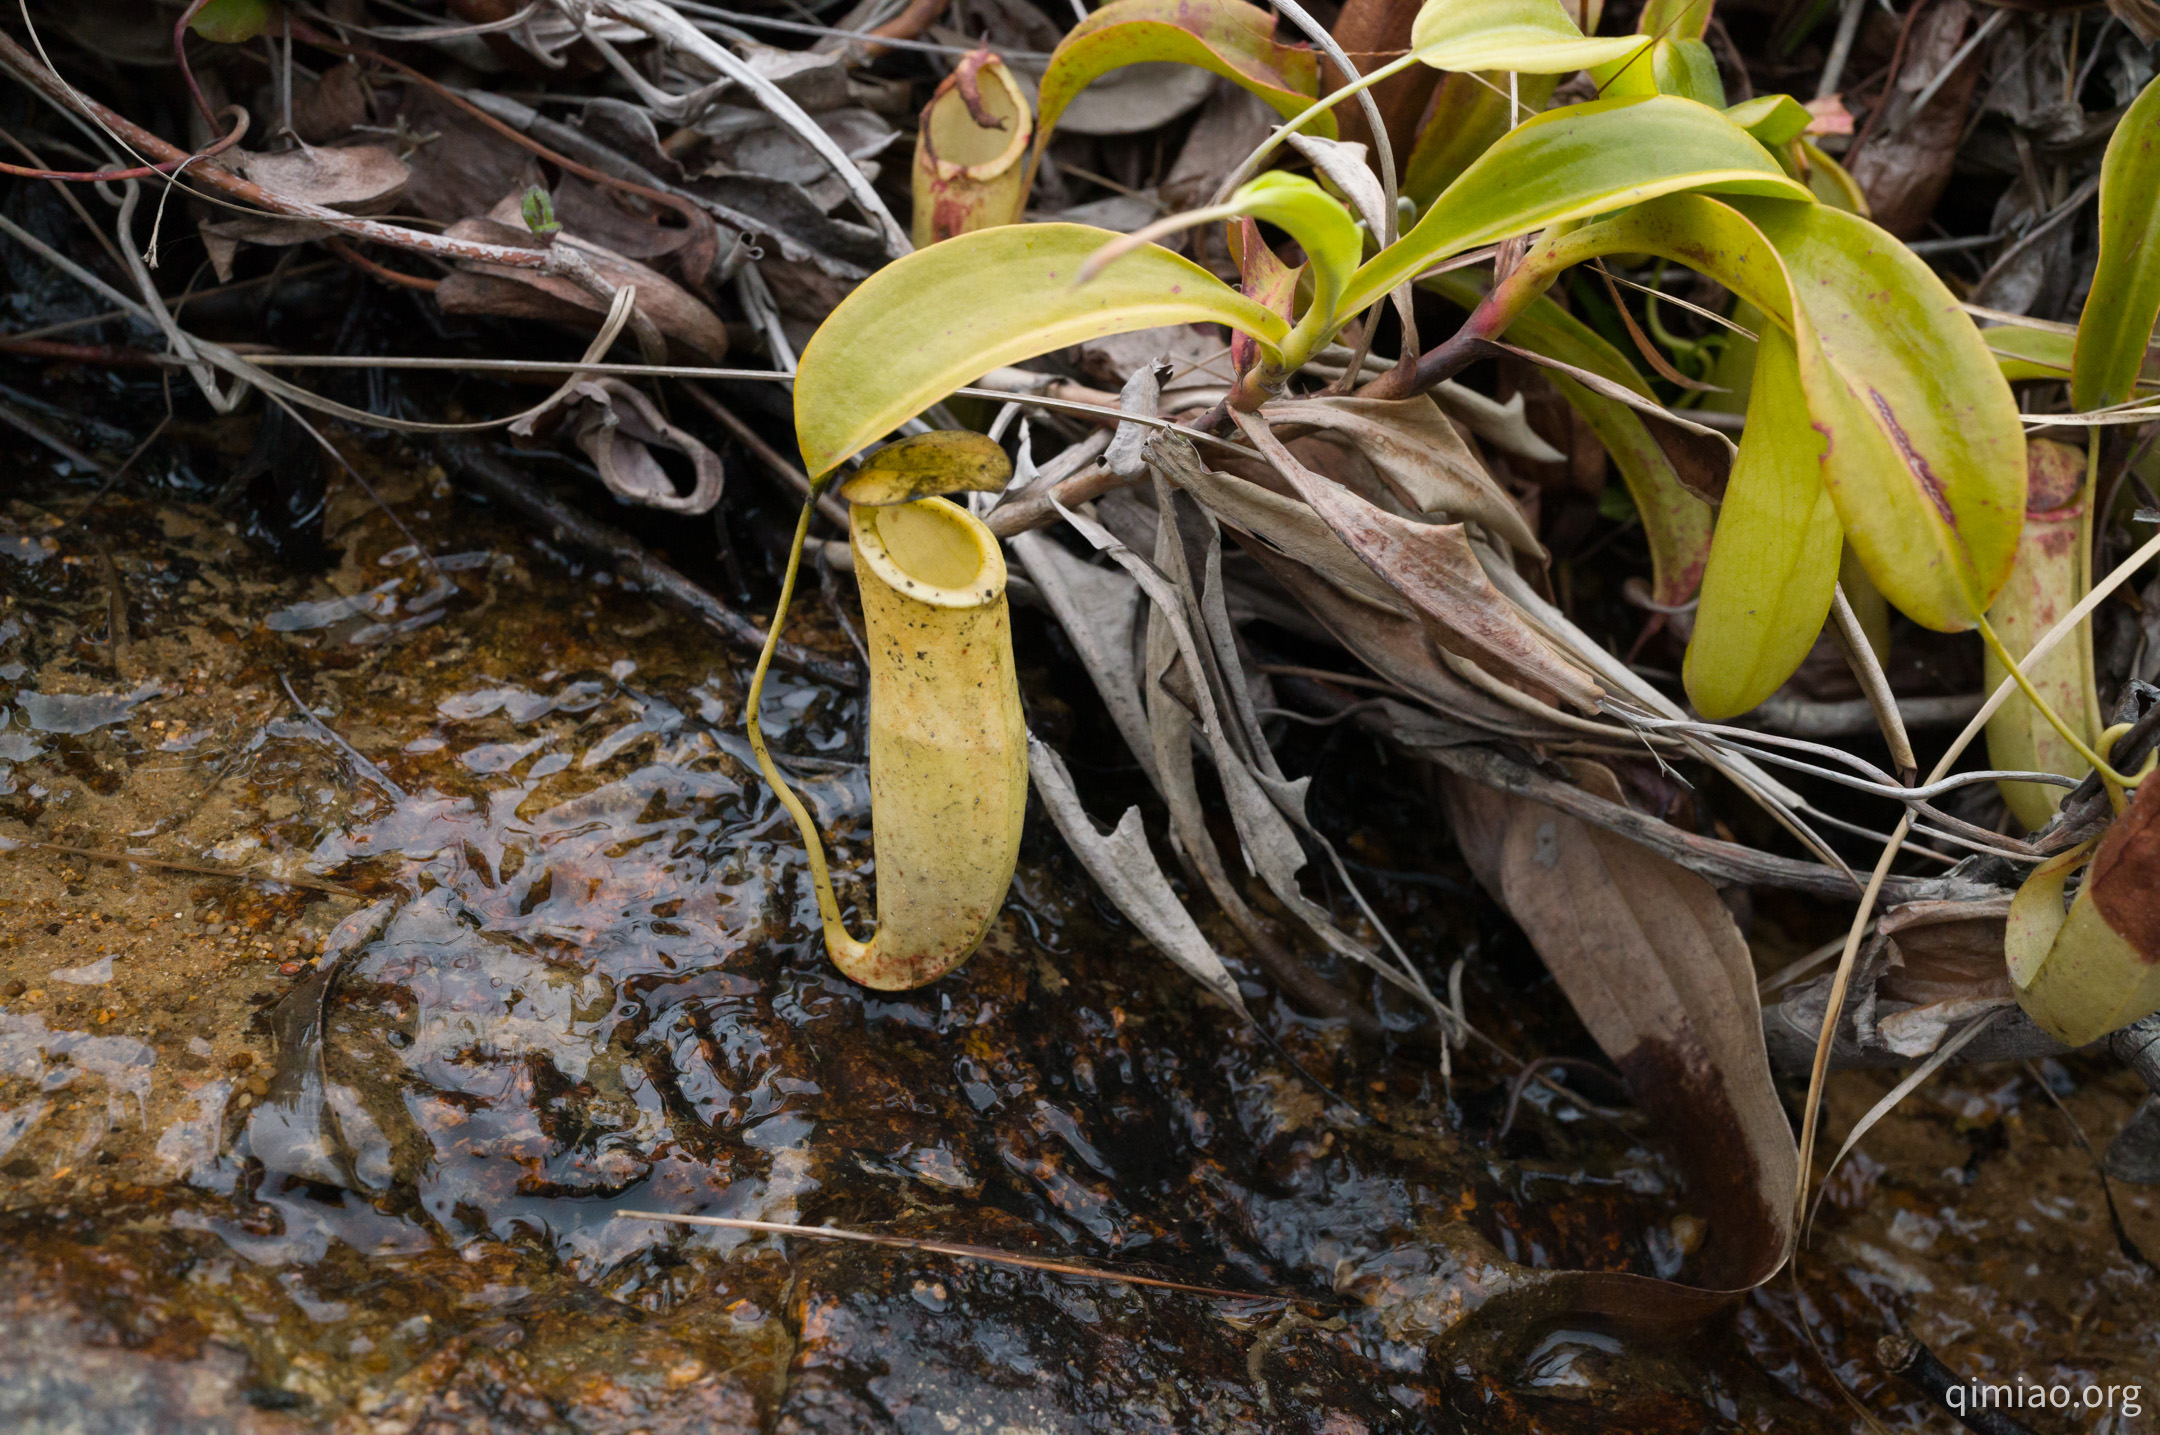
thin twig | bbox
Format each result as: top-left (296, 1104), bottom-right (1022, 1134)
top-left (613, 1210), bottom-right (1328, 1303)
top-left (8, 841), bottom-right (365, 898)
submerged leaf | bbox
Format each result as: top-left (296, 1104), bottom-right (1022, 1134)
top-left (1441, 770), bottom-right (1796, 1295)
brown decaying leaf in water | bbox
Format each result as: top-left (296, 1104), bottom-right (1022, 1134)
top-left (1441, 769), bottom-right (1798, 1313)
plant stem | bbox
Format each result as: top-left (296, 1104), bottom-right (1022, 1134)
top-left (742, 493), bottom-right (863, 950)
top-left (2075, 431), bottom-right (2105, 742)
top-left (1975, 614), bottom-right (2135, 786)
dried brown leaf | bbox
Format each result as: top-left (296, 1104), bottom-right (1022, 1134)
top-left (436, 217), bottom-right (729, 361)
top-left (1441, 772), bottom-right (1797, 1301)
top-left (1233, 413), bottom-right (1603, 713)
top-left (1265, 393), bottom-right (1544, 556)
top-left (238, 145), bottom-right (410, 213)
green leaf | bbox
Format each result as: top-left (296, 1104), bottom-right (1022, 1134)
top-left (1430, 271), bottom-right (1714, 606)
top-left (2073, 70), bottom-right (2160, 412)
top-left (1541, 193), bottom-right (2025, 632)
top-left (1341, 96), bottom-right (1811, 318)
top-left (1797, 138), bottom-right (1867, 213)
top-left (188, 0), bottom-right (272, 43)
top-left (1075, 173), bottom-right (1354, 361)
top-left (1683, 327), bottom-right (1842, 719)
top-left (1410, 0), bottom-right (1648, 73)
top-left (1590, 38), bottom-right (1724, 106)
top-left (1215, 173), bottom-right (1360, 349)
top-left (1032, 0), bottom-right (1331, 172)
top-left (1736, 197), bottom-right (2026, 630)
top-left (1984, 321), bottom-right (2076, 382)
top-left (1725, 95), bottom-right (1812, 148)
top-left (519, 185), bottom-right (562, 238)
top-left (1403, 72), bottom-right (1549, 208)
top-left (793, 223), bottom-right (1286, 478)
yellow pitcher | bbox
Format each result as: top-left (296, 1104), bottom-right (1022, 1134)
top-left (745, 433), bottom-right (1027, 990)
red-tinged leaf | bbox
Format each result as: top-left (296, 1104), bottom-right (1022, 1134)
top-left (1031, 0), bottom-right (1331, 180)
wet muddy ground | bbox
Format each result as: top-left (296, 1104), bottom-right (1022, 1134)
top-left (2, 424), bottom-right (2155, 1432)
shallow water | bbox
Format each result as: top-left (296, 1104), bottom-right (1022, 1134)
top-left (1, 448), bottom-right (2154, 1433)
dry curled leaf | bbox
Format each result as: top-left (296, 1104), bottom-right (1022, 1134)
top-left (1027, 737), bottom-right (1243, 1017)
top-left (1265, 393), bottom-right (1544, 557)
top-left (512, 379), bottom-right (724, 515)
top-left (1233, 413), bottom-right (1603, 713)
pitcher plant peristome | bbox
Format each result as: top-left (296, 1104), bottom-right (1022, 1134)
top-left (745, 438), bottom-right (1028, 991)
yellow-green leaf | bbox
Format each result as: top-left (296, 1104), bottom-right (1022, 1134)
top-left (794, 223), bottom-right (1285, 477)
top-left (1525, 192), bottom-right (2023, 639)
top-left (1797, 139), bottom-right (1868, 214)
top-left (1736, 197), bottom-right (2026, 630)
top-left (2073, 70), bottom-right (2160, 412)
top-left (1342, 96), bottom-right (1811, 317)
top-left (1402, 72), bottom-right (1550, 208)
top-left (1590, 37), bottom-right (1723, 106)
top-left (1726, 95), bottom-right (1811, 148)
top-left (1985, 321), bottom-right (2076, 382)
top-left (1410, 0), bottom-right (1648, 73)
top-left (188, 0), bottom-right (271, 42)
top-left (1684, 327), bottom-right (1841, 719)
top-left (1216, 173), bottom-right (1360, 350)
top-left (1032, 0), bottom-right (1331, 176)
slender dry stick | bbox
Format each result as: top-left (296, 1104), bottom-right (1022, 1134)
top-left (613, 1210), bottom-right (1323, 1302)
top-left (1829, 583), bottom-right (1917, 781)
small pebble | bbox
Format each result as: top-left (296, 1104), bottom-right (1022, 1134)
top-left (279, 961), bottom-right (304, 976)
